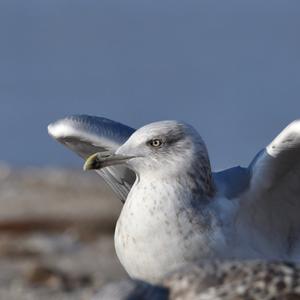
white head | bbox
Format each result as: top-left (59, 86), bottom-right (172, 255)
top-left (84, 120), bottom-right (215, 198)
top-left (116, 121), bottom-right (207, 174)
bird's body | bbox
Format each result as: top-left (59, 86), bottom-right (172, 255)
top-left (48, 115), bottom-right (300, 283)
top-left (115, 173), bottom-right (227, 282)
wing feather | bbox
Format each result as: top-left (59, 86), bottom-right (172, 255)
top-left (48, 115), bottom-right (136, 202)
top-left (237, 120), bottom-right (300, 259)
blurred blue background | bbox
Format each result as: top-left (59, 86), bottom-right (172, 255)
top-left (0, 0), bottom-right (299, 169)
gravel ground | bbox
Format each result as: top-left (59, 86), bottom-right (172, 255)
top-left (0, 165), bottom-right (127, 299)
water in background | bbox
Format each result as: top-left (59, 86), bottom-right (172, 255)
top-left (0, 0), bottom-right (299, 169)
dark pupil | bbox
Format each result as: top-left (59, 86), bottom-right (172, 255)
top-left (152, 139), bottom-right (161, 147)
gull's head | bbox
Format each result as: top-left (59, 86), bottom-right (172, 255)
top-left (84, 120), bottom-right (212, 178)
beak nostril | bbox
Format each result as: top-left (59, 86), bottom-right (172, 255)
top-left (101, 151), bottom-right (114, 158)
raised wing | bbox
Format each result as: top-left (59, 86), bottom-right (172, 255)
top-left (48, 115), bottom-right (136, 202)
top-left (213, 166), bottom-right (250, 199)
top-left (236, 120), bottom-right (300, 259)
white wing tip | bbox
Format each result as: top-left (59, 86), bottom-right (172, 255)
top-left (288, 119), bottom-right (300, 131)
top-left (266, 119), bottom-right (300, 156)
top-left (48, 121), bottom-right (62, 139)
top-left (48, 120), bottom-right (75, 140)
top-left (47, 123), bottom-right (56, 138)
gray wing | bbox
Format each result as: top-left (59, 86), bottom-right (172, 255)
top-left (236, 120), bottom-right (300, 259)
top-left (48, 115), bottom-right (136, 203)
top-left (213, 166), bottom-right (250, 199)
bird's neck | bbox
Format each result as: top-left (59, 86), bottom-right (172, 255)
top-left (133, 164), bottom-right (216, 204)
top-left (178, 166), bottom-right (216, 201)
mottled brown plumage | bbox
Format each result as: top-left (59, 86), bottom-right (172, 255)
top-left (95, 261), bottom-right (300, 300)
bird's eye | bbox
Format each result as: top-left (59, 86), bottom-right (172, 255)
top-left (148, 139), bottom-right (163, 148)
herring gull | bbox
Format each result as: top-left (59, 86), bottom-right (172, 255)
top-left (48, 115), bottom-right (300, 283)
